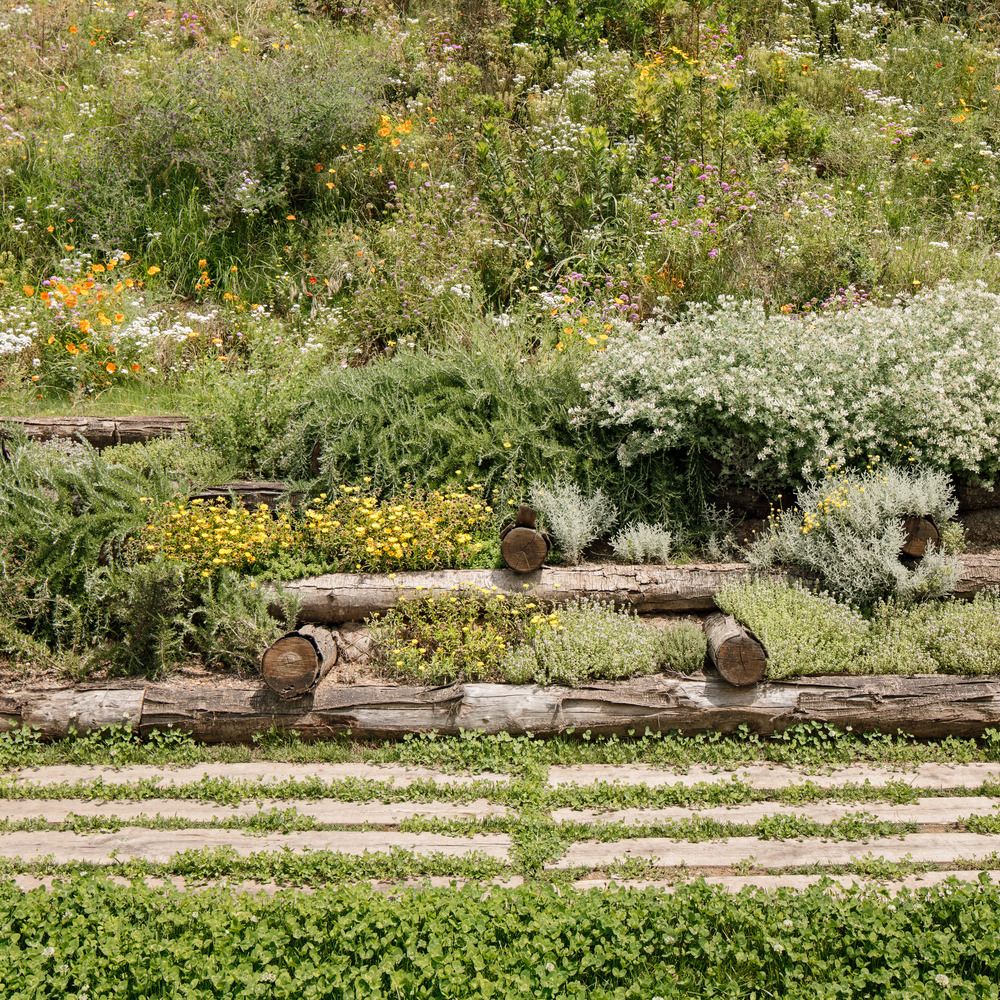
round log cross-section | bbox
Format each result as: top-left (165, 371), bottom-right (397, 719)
top-left (704, 612), bottom-right (768, 687)
top-left (261, 625), bottom-right (339, 699)
top-left (902, 516), bottom-right (940, 558)
top-left (501, 526), bottom-right (549, 573)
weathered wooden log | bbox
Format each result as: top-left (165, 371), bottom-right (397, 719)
top-left (189, 482), bottom-right (303, 510)
top-left (6, 674), bottom-right (1000, 741)
top-left (0, 688), bottom-right (144, 738)
top-left (703, 613), bottom-right (767, 687)
top-left (273, 555), bottom-right (1000, 623)
top-left (2, 416), bottom-right (190, 449)
top-left (952, 553), bottom-right (1000, 598)
top-left (272, 563), bottom-right (754, 622)
top-left (260, 624), bottom-right (339, 700)
top-left (902, 516), bottom-right (939, 558)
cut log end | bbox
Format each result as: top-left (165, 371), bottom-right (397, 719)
top-left (704, 612), bottom-right (767, 687)
top-left (902, 516), bottom-right (940, 558)
top-left (261, 626), bottom-right (339, 700)
top-left (501, 526), bottom-right (548, 574)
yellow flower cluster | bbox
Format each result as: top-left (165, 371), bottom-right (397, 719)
top-left (796, 466), bottom-right (890, 536)
top-left (141, 483), bottom-right (494, 576)
top-left (142, 499), bottom-right (294, 577)
top-left (301, 483), bottom-right (492, 572)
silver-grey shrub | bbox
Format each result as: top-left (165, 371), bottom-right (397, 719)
top-left (611, 521), bottom-right (673, 563)
top-left (577, 283), bottom-right (1000, 488)
top-left (529, 480), bottom-right (617, 564)
top-left (502, 598), bottom-right (659, 687)
top-left (746, 467), bottom-right (962, 605)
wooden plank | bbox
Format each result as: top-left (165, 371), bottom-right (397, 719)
top-left (0, 829), bottom-right (512, 865)
top-left (574, 871), bottom-right (1000, 893)
top-left (6, 762), bottom-right (507, 788)
top-left (0, 798), bottom-right (509, 824)
top-left (2, 416), bottom-right (190, 449)
top-left (550, 798), bottom-right (999, 826)
top-left (551, 832), bottom-right (1000, 870)
top-left (545, 762), bottom-right (1000, 790)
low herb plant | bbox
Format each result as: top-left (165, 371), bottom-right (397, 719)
top-left (502, 597), bottom-right (664, 687)
top-left (718, 577), bottom-right (1000, 679)
top-left (716, 577), bottom-right (870, 679)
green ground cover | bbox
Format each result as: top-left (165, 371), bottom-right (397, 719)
top-left (1, 876), bottom-right (999, 998)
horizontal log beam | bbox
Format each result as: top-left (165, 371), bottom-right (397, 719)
top-left (275, 563), bottom-right (756, 621)
top-left (273, 555), bottom-right (1000, 623)
top-left (189, 482), bottom-right (303, 510)
top-left (2, 416), bottom-right (190, 449)
top-left (2, 674), bottom-right (1000, 741)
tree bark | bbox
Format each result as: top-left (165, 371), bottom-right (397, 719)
top-left (260, 624), bottom-right (339, 700)
top-left (189, 482), bottom-right (303, 510)
top-left (500, 527), bottom-right (548, 573)
top-left (2, 416), bottom-right (190, 449)
top-left (703, 613), bottom-right (767, 686)
top-left (4, 674), bottom-right (1000, 741)
top-left (271, 555), bottom-right (1000, 623)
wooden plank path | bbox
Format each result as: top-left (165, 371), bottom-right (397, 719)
top-left (2, 760), bottom-right (1000, 893)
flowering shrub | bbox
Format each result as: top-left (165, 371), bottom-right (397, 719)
top-left (579, 283), bottom-right (1000, 491)
top-left (141, 483), bottom-right (496, 579)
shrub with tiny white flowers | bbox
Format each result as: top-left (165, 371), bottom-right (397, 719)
top-left (578, 283), bottom-right (1000, 492)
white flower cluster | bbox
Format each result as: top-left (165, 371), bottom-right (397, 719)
top-left (578, 283), bottom-right (1000, 486)
top-left (0, 301), bottom-right (36, 355)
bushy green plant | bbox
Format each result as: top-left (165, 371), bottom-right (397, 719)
top-left (4, 876), bottom-right (1000, 997)
top-left (739, 97), bottom-right (829, 162)
top-left (530, 479), bottom-right (617, 563)
top-left (102, 435), bottom-right (236, 489)
top-left (747, 467), bottom-right (962, 606)
top-left (715, 577), bottom-right (870, 679)
top-left (270, 333), bottom-right (594, 506)
top-left (611, 521), bottom-right (673, 562)
top-left (502, 598), bottom-right (661, 686)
